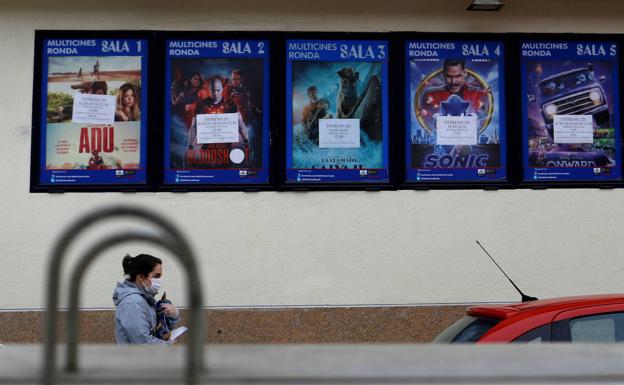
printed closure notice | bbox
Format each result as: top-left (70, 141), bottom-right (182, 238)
top-left (436, 115), bottom-right (478, 145)
top-left (319, 119), bottom-right (360, 148)
top-left (196, 113), bottom-right (239, 144)
top-left (72, 93), bottom-right (116, 124)
top-left (553, 115), bottom-right (594, 144)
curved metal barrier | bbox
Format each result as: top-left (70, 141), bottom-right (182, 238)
top-left (42, 206), bottom-right (204, 385)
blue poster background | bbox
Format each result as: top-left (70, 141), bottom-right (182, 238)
top-left (39, 38), bottom-right (148, 185)
top-left (521, 41), bottom-right (622, 182)
top-left (286, 39), bottom-right (389, 183)
top-left (405, 40), bottom-right (506, 183)
top-left (163, 39), bottom-right (270, 185)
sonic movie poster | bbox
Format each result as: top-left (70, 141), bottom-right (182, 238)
top-left (164, 40), bottom-right (270, 185)
top-left (406, 40), bottom-right (506, 183)
top-left (39, 38), bottom-right (148, 185)
top-left (522, 41), bottom-right (621, 182)
top-left (286, 40), bottom-right (389, 183)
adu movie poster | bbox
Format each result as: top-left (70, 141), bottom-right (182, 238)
top-left (522, 40), bottom-right (621, 182)
top-left (163, 39), bottom-right (270, 185)
top-left (286, 39), bottom-right (389, 184)
top-left (406, 40), bottom-right (506, 183)
top-left (39, 38), bottom-right (148, 185)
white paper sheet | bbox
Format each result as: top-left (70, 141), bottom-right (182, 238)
top-left (319, 119), bottom-right (360, 148)
top-left (196, 113), bottom-right (239, 144)
top-left (71, 93), bottom-right (116, 124)
top-left (170, 326), bottom-right (188, 342)
top-left (436, 115), bottom-right (478, 145)
top-left (553, 115), bottom-right (594, 144)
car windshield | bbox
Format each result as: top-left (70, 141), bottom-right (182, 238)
top-left (538, 69), bottom-right (594, 97)
top-left (433, 315), bottom-right (501, 343)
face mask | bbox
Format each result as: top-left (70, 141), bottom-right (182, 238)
top-left (146, 278), bottom-right (162, 295)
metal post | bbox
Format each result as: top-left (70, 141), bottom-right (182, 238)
top-left (43, 206), bottom-right (204, 385)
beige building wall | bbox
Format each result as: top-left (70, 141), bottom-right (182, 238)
top-left (1, 0), bottom-right (623, 342)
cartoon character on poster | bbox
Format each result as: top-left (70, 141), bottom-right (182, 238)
top-left (526, 61), bottom-right (616, 168)
top-left (409, 55), bottom-right (502, 174)
top-left (521, 41), bottom-right (621, 181)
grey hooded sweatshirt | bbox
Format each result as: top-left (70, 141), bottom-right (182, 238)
top-left (112, 280), bottom-right (177, 345)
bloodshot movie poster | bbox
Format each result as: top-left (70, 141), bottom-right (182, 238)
top-left (163, 39), bottom-right (270, 185)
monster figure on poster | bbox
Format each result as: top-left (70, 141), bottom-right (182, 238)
top-left (410, 58), bottom-right (500, 169)
top-left (292, 61), bottom-right (383, 169)
top-left (169, 59), bottom-right (263, 169)
top-left (45, 55), bottom-right (142, 170)
top-left (526, 61), bottom-right (616, 168)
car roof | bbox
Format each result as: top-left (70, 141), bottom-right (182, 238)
top-left (538, 67), bottom-right (588, 84)
top-left (467, 294), bottom-right (624, 321)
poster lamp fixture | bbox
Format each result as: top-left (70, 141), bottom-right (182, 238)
top-left (467, 0), bottom-right (504, 11)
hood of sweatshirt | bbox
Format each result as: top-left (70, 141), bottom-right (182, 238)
top-left (112, 280), bottom-right (155, 306)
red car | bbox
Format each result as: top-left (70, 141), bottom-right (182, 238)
top-left (434, 294), bottom-right (624, 343)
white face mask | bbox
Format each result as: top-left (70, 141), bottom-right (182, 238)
top-left (146, 278), bottom-right (162, 295)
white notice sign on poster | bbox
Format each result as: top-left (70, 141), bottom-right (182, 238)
top-left (436, 115), bottom-right (478, 145)
top-left (553, 115), bottom-right (594, 144)
top-left (71, 93), bottom-right (116, 125)
top-left (196, 113), bottom-right (239, 144)
top-left (319, 119), bottom-right (360, 148)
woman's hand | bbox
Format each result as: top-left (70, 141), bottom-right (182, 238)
top-left (160, 303), bottom-right (178, 318)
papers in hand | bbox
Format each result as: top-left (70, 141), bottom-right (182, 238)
top-left (170, 326), bottom-right (188, 342)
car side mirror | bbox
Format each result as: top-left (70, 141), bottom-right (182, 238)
top-left (528, 94), bottom-right (536, 103)
top-left (599, 75), bottom-right (606, 82)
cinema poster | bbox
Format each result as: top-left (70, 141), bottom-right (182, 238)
top-left (405, 40), bottom-right (506, 183)
top-left (521, 40), bottom-right (621, 182)
top-left (38, 38), bottom-right (148, 185)
top-left (286, 39), bottom-right (389, 184)
top-left (163, 39), bottom-right (270, 185)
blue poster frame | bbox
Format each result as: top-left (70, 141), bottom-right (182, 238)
top-left (160, 36), bottom-right (272, 188)
top-left (519, 37), bottom-right (623, 184)
top-left (404, 37), bottom-right (508, 185)
top-left (31, 31), bottom-right (151, 191)
top-left (282, 35), bottom-right (392, 188)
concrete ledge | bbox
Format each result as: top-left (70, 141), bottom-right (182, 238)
top-left (2, 344), bottom-right (624, 384)
top-left (0, 305), bottom-right (466, 344)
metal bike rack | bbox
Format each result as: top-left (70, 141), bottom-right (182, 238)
top-left (42, 206), bottom-right (204, 385)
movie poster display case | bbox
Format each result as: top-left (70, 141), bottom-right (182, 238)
top-left (31, 31), bottom-right (153, 192)
top-left (401, 33), bottom-right (510, 189)
top-left (517, 34), bottom-right (623, 187)
top-left (279, 33), bottom-right (396, 189)
top-left (30, 31), bottom-right (624, 192)
top-left (156, 32), bottom-right (276, 191)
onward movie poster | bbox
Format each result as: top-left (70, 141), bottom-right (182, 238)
top-left (286, 40), bottom-right (389, 183)
top-left (406, 40), bottom-right (506, 183)
top-left (163, 40), bottom-right (270, 185)
top-left (522, 40), bottom-right (621, 182)
top-left (39, 38), bottom-right (148, 185)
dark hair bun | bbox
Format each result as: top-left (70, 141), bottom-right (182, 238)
top-left (121, 253), bottom-right (162, 281)
top-left (122, 254), bottom-right (133, 274)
